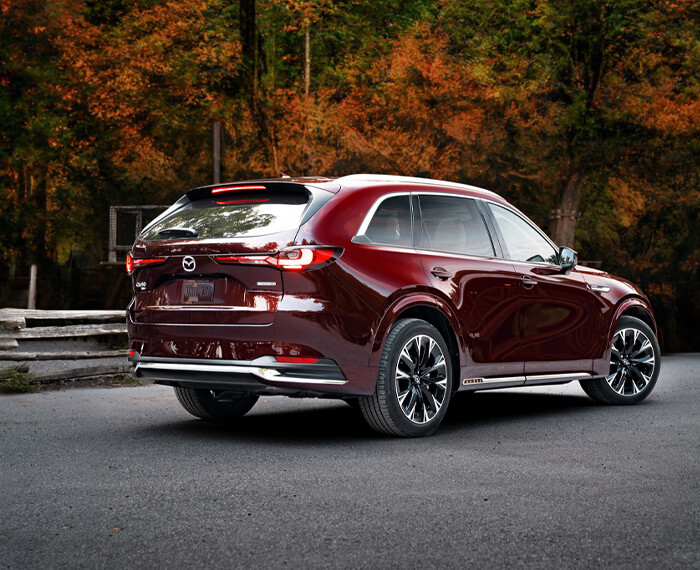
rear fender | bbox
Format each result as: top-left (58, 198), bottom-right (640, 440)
top-left (368, 294), bottom-right (465, 371)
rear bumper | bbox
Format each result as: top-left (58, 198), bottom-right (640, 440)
top-left (129, 353), bottom-right (363, 396)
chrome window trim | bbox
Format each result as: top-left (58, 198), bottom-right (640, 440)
top-left (354, 190), bottom-right (505, 255)
top-left (413, 248), bottom-right (500, 261)
top-left (354, 191), bottom-right (413, 242)
top-left (353, 190), bottom-right (560, 266)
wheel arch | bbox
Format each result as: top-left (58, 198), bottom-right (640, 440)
top-left (370, 297), bottom-right (463, 392)
top-left (612, 297), bottom-right (658, 338)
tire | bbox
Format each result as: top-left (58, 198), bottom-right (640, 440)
top-left (359, 318), bottom-right (453, 437)
top-left (580, 316), bottom-right (660, 405)
top-left (174, 387), bottom-right (258, 421)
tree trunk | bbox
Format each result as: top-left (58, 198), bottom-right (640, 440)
top-left (239, 0), bottom-right (258, 113)
top-left (304, 19), bottom-right (310, 97)
top-left (548, 170), bottom-right (584, 247)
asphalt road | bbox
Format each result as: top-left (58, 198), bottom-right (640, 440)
top-left (1, 355), bottom-right (698, 569)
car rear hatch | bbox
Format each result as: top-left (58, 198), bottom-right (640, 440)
top-left (128, 181), bottom-right (335, 325)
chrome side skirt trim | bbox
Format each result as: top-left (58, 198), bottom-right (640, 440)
top-left (461, 371), bottom-right (593, 390)
top-left (526, 372), bottom-right (593, 382)
top-left (483, 375), bottom-right (526, 383)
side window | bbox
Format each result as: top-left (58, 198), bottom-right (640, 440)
top-left (488, 204), bottom-right (558, 264)
top-left (365, 195), bottom-right (412, 247)
top-left (417, 195), bottom-right (495, 257)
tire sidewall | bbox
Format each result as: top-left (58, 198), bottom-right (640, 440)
top-left (601, 315), bottom-right (661, 404)
top-left (379, 319), bottom-right (453, 437)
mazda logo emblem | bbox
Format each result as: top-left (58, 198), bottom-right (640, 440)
top-left (182, 256), bottom-right (196, 272)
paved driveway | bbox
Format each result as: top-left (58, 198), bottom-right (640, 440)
top-left (1, 355), bottom-right (698, 568)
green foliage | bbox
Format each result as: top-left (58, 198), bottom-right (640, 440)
top-left (0, 366), bottom-right (35, 393)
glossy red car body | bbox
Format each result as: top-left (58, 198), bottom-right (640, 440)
top-left (127, 174), bottom-right (658, 429)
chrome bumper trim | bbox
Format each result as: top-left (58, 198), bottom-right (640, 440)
top-left (133, 357), bottom-right (348, 386)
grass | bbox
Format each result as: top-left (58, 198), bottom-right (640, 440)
top-left (0, 366), bottom-right (35, 393)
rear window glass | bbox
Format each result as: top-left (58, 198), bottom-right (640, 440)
top-left (140, 192), bottom-right (308, 241)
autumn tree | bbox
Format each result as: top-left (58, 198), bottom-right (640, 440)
top-left (438, 0), bottom-right (697, 247)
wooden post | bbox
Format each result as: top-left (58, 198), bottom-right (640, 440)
top-left (213, 120), bottom-right (221, 184)
top-left (28, 264), bottom-right (37, 309)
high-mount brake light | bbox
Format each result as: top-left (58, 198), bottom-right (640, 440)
top-left (126, 253), bottom-right (166, 274)
top-left (214, 247), bottom-right (341, 271)
top-left (216, 198), bottom-right (269, 205)
top-left (211, 184), bottom-right (266, 195)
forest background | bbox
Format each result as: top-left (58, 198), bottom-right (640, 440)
top-left (1, 0), bottom-right (698, 351)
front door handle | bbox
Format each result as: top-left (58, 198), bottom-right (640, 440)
top-left (520, 275), bottom-right (537, 288)
top-left (431, 267), bottom-right (454, 280)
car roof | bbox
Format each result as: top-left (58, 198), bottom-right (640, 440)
top-left (333, 174), bottom-right (506, 202)
top-left (191, 174), bottom-right (510, 205)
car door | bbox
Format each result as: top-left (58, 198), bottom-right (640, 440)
top-left (415, 193), bottom-right (525, 384)
top-left (485, 202), bottom-right (602, 378)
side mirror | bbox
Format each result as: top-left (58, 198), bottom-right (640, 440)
top-left (559, 247), bottom-right (577, 274)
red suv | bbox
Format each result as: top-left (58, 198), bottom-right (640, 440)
top-left (127, 175), bottom-right (660, 437)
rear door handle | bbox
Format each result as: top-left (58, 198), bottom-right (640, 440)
top-left (520, 275), bottom-right (537, 288)
top-left (431, 267), bottom-right (454, 280)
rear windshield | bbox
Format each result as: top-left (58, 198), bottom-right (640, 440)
top-left (140, 192), bottom-right (308, 241)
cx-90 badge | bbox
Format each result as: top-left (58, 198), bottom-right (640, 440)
top-left (182, 256), bottom-right (196, 272)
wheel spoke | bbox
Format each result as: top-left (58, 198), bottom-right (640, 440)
top-left (398, 388), bottom-right (412, 406)
top-left (420, 356), bottom-right (445, 378)
top-left (606, 327), bottom-right (657, 397)
top-left (399, 346), bottom-right (415, 371)
top-left (630, 354), bottom-right (654, 366)
top-left (394, 332), bottom-right (449, 425)
top-left (630, 339), bottom-right (650, 359)
top-left (422, 386), bottom-right (441, 416)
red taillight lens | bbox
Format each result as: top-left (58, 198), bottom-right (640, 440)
top-left (126, 254), bottom-right (166, 275)
top-left (215, 247), bottom-right (341, 271)
top-left (274, 355), bottom-right (320, 364)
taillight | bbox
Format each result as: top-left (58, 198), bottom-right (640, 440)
top-left (215, 247), bottom-right (341, 271)
top-left (126, 253), bottom-right (166, 275)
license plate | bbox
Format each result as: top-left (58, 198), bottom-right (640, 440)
top-left (182, 280), bottom-right (215, 304)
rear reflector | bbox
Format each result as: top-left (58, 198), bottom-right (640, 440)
top-left (211, 185), bottom-right (266, 195)
top-left (215, 247), bottom-right (341, 271)
top-left (126, 253), bottom-right (166, 274)
top-left (274, 356), bottom-right (320, 364)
